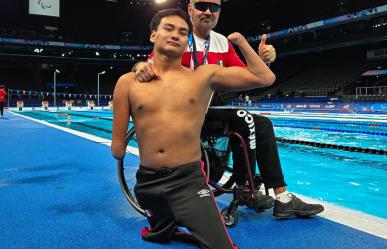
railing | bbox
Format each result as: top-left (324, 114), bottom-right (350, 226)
top-left (6, 89), bottom-right (112, 107)
top-left (356, 86), bottom-right (387, 99)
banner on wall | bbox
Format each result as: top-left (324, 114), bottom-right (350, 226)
top-left (229, 102), bottom-right (387, 114)
top-left (29, 0), bottom-right (60, 17)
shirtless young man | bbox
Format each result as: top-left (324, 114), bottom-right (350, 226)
top-left (111, 8), bottom-right (275, 249)
top-left (133, 0), bottom-right (324, 218)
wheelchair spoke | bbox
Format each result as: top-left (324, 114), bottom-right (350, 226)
top-left (202, 134), bottom-right (235, 197)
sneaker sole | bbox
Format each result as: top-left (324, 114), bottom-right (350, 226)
top-left (273, 206), bottom-right (324, 219)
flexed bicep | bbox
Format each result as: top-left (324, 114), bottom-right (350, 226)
top-left (209, 65), bottom-right (267, 92)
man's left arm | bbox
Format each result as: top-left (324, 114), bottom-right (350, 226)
top-left (111, 75), bottom-right (131, 160)
top-left (224, 34), bottom-right (276, 67)
top-left (227, 32), bottom-right (275, 82)
top-left (207, 61), bottom-right (275, 92)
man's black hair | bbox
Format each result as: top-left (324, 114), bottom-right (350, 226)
top-left (150, 8), bottom-right (192, 34)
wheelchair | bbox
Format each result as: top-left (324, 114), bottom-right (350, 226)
top-left (117, 125), bottom-right (267, 227)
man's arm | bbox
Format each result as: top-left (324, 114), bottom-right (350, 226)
top-left (111, 75), bottom-right (132, 160)
top-left (207, 63), bottom-right (275, 92)
top-left (223, 34), bottom-right (276, 67)
top-left (227, 32), bottom-right (275, 83)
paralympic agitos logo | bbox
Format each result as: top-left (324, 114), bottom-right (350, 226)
top-left (37, 0), bottom-right (52, 9)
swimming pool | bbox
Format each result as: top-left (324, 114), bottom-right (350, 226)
top-left (270, 117), bottom-right (387, 150)
top-left (15, 110), bottom-right (387, 219)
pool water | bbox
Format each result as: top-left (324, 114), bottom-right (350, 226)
top-left (278, 144), bottom-right (386, 218)
top-left (15, 110), bottom-right (387, 219)
top-left (270, 117), bottom-right (387, 150)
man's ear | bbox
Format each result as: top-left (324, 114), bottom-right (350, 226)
top-left (187, 4), bottom-right (194, 17)
top-left (150, 30), bottom-right (156, 43)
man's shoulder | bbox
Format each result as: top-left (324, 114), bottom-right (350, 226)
top-left (201, 64), bottom-right (219, 69)
top-left (210, 30), bottom-right (227, 41)
top-left (209, 30), bottom-right (231, 53)
top-left (210, 30), bottom-right (230, 44)
top-left (115, 72), bottom-right (136, 90)
top-left (194, 64), bottom-right (220, 77)
top-left (196, 64), bottom-right (218, 71)
top-left (118, 72), bottom-right (136, 83)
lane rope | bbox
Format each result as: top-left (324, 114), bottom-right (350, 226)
top-left (276, 137), bottom-right (387, 155)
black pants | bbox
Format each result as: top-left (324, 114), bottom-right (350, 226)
top-left (253, 114), bottom-right (286, 189)
top-left (204, 109), bottom-right (286, 189)
top-left (134, 162), bottom-right (237, 249)
top-left (0, 102), bottom-right (4, 116)
top-left (205, 109), bottom-right (257, 186)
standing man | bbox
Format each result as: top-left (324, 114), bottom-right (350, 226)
top-left (112, 8), bottom-right (275, 249)
top-left (0, 85), bottom-right (7, 117)
top-left (133, 0), bottom-right (324, 218)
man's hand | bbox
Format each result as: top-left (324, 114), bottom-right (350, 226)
top-left (227, 32), bottom-right (247, 47)
top-left (258, 34), bottom-right (276, 63)
top-left (133, 61), bottom-right (159, 82)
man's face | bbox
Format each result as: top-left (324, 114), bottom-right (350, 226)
top-left (188, 0), bottom-right (221, 33)
top-left (150, 15), bottom-right (190, 58)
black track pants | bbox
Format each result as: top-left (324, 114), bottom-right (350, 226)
top-left (134, 162), bottom-right (238, 249)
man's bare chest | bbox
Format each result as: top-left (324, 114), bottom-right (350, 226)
top-left (129, 79), bottom-right (210, 114)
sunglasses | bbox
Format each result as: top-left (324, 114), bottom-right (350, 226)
top-left (193, 2), bottom-right (221, 13)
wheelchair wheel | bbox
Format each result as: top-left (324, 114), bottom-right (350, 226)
top-left (221, 207), bottom-right (238, 227)
top-left (117, 128), bottom-right (145, 216)
top-left (204, 147), bottom-right (226, 183)
top-left (117, 127), bottom-right (210, 216)
top-left (202, 136), bottom-right (236, 197)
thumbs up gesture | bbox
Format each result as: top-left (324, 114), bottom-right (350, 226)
top-left (258, 34), bottom-right (276, 63)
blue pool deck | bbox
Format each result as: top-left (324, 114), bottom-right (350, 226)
top-left (1, 111), bottom-right (386, 249)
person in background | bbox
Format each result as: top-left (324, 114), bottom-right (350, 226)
top-left (0, 85), bottom-right (7, 117)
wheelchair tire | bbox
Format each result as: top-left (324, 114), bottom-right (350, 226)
top-left (117, 128), bottom-right (145, 216)
top-left (221, 207), bottom-right (238, 227)
top-left (205, 148), bottom-right (226, 183)
top-left (117, 127), bottom-right (210, 216)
